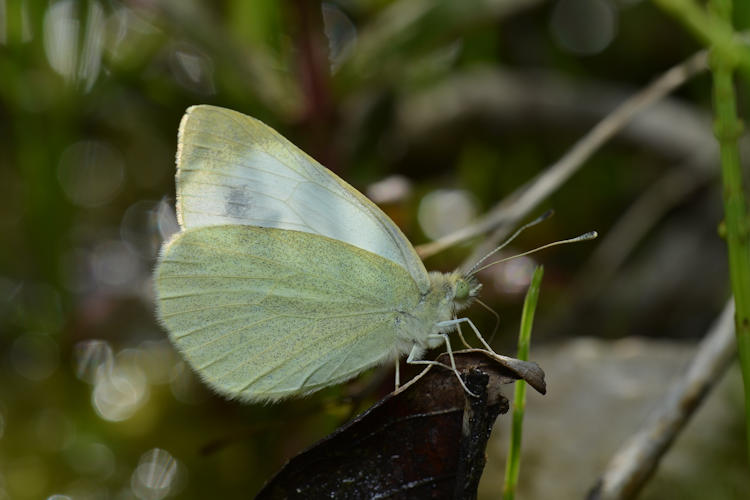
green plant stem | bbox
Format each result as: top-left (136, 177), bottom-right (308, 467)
top-left (709, 0), bottom-right (750, 466)
top-left (503, 265), bottom-right (544, 500)
top-left (654, 0), bottom-right (750, 467)
top-left (654, 0), bottom-right (750, 70)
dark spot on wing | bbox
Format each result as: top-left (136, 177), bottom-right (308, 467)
top-left (225, 186), bottom-right (251, 218)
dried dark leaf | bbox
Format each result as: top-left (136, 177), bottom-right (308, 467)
top-left (256, 350), bottom-right (545, 499)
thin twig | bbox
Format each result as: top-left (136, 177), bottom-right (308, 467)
top-left (414, 50), bottom-right (709, 266)
top-left (587, 300), bottom-right (736, 500)
top-left (398, 67), bottom-right (713, 161)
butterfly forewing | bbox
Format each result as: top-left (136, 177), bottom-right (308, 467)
top-left (176, 105), bottom-right (431, 292)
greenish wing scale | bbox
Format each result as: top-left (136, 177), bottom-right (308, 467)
top-left (156, 225), bottom-right (420, 401)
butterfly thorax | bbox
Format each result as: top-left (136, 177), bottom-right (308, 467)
top-left (393, 271), bottom-right (481, 353)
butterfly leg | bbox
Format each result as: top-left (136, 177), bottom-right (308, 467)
top-left (406, 336), bottom-right (479, 398)
top-left (453, 316), bottom-right (473, 349)
top-left (436, 317), bottom-right (496, 353)
top-left (394, 358), bottom-right (400, 390)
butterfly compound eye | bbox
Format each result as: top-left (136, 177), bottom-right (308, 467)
top-left (454, 279), bottom-right (471, 300)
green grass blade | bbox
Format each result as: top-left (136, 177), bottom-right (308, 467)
top-left (503, 265), bottom-right (544, 500)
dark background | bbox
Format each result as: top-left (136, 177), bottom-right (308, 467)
top-left (1, 0), bottom-right (748, 498)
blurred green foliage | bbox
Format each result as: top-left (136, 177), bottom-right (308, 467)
top-left (0, 0), bottom-right (746, 499)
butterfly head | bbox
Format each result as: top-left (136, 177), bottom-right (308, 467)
top-left (450, 273), bottom-right (481, 312)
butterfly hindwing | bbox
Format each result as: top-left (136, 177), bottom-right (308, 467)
top-left (156, 225), bottom-right (420, 401)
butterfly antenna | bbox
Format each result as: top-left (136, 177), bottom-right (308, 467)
top-left (466, 210), bottom-right (554, 276)
top-left (475, 298), bottom-right (501, 345)
top-left (468, 231), bottom-right (598, 277)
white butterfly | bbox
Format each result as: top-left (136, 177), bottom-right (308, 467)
top-left (155, 105), bottom-right (544, 402)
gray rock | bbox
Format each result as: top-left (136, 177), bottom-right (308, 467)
top-left (479, 337), bottom-right (748, 499)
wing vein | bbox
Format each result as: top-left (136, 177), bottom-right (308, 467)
top-left (234, 317), bottom-right (391, 393)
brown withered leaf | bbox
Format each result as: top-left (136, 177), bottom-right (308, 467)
top-left (255, 350), bottom-right (545, 499)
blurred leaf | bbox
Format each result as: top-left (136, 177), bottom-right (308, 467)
top-left (335, 0), bottom-right (542, 90)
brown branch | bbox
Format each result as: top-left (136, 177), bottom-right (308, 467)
top-left (412, 51), bottom-right (709, 266)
